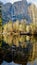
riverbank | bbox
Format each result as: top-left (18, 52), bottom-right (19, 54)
top-left (0, 32), bottom-right (37, 36)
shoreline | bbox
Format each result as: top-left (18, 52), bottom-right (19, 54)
top-left (0, 32), bottom-right (37, 36)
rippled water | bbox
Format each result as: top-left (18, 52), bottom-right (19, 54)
top-left (0, 35), bottom-right (37, 65)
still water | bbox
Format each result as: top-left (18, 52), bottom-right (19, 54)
top-left (0, 35), bottom-right (37, 65)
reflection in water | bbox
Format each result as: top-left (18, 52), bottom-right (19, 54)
top-left (0, 35), bottom-right (37, 65)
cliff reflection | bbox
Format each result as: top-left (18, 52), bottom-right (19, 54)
top-left (0, 35), bottom-right (37, 65)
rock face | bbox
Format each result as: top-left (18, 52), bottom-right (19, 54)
top-left (2, 0), bottom-right (31, 24)
top-left (0, 0), bottom-right (37, 24)
top-left (28, 4), bottom-right (37, 25)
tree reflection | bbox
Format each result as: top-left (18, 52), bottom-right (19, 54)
top-left (0, 47), bottom-right (14, 63)
top-left (0, 35), bottom-right (37, 65)
top-left (0, 48), bottom-right (4, 64)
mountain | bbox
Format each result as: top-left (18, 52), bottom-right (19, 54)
top-left (2, 3), bottom-right (12, 24)
top-left (1, 0), bottom-right (37, 24)
top-left (2, 0), bottom-right (31, 24)
top-left (28, 4), bottom-right (37, 24)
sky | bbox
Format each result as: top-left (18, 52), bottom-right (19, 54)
top-left (0, 0), bottom-right (37, 6)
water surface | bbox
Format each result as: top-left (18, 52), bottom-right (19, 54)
top-left (0, 35), bottom-right (37, 65)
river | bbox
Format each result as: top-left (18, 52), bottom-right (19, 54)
top-left (0, 35), bottom-right (37, 65)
